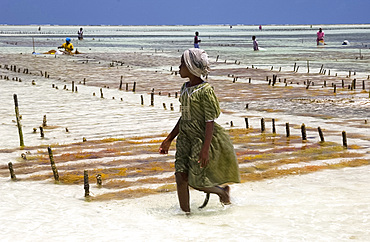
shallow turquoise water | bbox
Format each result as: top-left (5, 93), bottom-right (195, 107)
top-left (1, 24), bottom-right (369, 73)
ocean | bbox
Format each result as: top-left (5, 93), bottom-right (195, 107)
top-left (0, 24), bottom-right (369, 241)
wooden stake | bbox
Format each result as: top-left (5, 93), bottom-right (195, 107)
top-left (286, 123), bottom-right (290, 137)
top-left (133, 81), bottom-right (136, 92)
top-left (272, 75), bottom-right (277, 86)
top-left (261, 118), bottom-right (265, 133)
top-left (39, 126), bottom-right (44, 138)
top-left (141, 95), bottom-right (144, 105)
top-left (119, 76), bottom-right (123, 90)
top-left (8, 162), bottom-right (16, 180)
top-left (342, 131), bottom-right (347, 148)
top-left (318, 127), bottom-right (325, 142)
top-left (307, 60), bottom-right (309, 73)
top-left (72, 81), bottom-right (74, 92)
top-left (100, 88), bottom-right (103, 98)
top-left (272, 119), bottom-right (276, 134)
top-left (96, 174), bottom-right (102, 187)
top-left (13, 94), bottom-right (24, 147)
top-left (48, 147), bottom-right (59, 182)
top-left (84, 170), bottom-right (89, 197)
top-left (150, 92), bottom-right (154, 106)
top-left (245, 118), bottom-right (249, 129)
top-left (301, 123), bottom-right (307, 140)
top-left (32, 37), bottom-right (35, 53)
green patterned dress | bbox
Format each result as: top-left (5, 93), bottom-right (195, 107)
top-left (175, 81), bottom-right (240, 188)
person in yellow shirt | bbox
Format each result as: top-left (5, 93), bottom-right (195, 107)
top-left (58, 38), bottom-right (74, 54)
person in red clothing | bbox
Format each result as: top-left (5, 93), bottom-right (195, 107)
top-left (317, 28), bottom-right (325, 45)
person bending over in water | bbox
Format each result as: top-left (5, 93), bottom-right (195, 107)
top-left (316, 28), bottom-right (325, 45)
top-left (159, 48), bottom-right (240, 214)
top-left (58, 37), bottom-right (74, 54)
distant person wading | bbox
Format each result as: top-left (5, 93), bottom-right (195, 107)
top-left (194, 31), bottom-right (201, 48)
top-left (78, 28), bottom-right (84, 40)
top-left (252, 36), bottom-right (259, 51)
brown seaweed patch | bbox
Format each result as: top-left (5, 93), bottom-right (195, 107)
top-left (25, 174), bottom-right (54, 181)
top-left (101, 137), bottom-right (127, 142)
top-left (327, 159), bottom-right (370, 168)
top-left (91, 188), bottom-right (158, 201)
top-left (260, 108), bottom-right (283, 113)
top-left (240, 159), bottom-right (370, 183)
top-left (156, 183), bottom-right (177, 193)
top-left (59, 171), bottom-right (84, 184)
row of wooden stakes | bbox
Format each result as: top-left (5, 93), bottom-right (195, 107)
top-left (7, 116), bottom-right (351, 200)
top-left (7, 146), bottom-right (97, 198)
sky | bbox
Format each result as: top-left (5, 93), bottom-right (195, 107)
top-left (1, 0), bottom-right (369, 26)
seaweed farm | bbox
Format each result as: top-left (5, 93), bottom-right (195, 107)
top-left (0, 24), bottom-right (370, 240)
top-left (1, 49), bottom-right (369, 200)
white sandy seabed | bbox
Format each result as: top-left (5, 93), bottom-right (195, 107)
top-left (1, 166), bottom-right (370, 241)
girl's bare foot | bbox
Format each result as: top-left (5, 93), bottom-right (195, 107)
top-left (218, 185), bottom-right (231, 205)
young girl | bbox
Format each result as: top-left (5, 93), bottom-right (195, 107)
top-left (159, 48), bottom-right (240, 214)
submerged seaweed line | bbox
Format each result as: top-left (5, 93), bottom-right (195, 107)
top-left (1, 124), bottom-right (368, 201)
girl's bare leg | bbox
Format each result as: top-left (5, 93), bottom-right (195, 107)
top-left (175, 172), bottom-right (190, 213)
top-left (196, 185), bottom-right (230, 205)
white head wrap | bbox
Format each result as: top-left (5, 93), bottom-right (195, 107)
top-left (182, 48), bottom-right (210, 77)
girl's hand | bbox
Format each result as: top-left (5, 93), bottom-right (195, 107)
top-left (198, 146), bottom-right (210, 168)
top-left (159, 139), bottom-right (171, 154)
